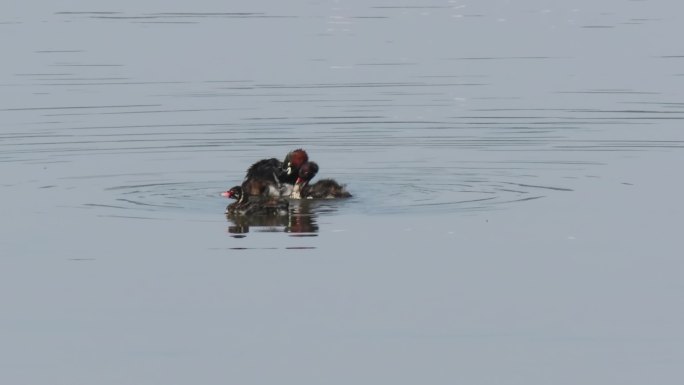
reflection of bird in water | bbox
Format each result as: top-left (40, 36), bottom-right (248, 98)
top-left (227, 210), bottom-right (293, 235)
top-left (225, 195), bottom-right (320, 235)
top-left (285, 200), bottom-right (320, 234)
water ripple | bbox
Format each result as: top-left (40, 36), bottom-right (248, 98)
top-left (3, 3), bottom-right (683, 219)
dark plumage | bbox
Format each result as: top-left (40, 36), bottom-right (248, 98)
top-left (290, 161), bottom-right (319, 199)
top-left (302, 178), bottom-right (352, 199)
top-left (243, 149), bottom-right (310, 186)
top-left (244, 158), bottom-right (284, 182)
top-left (282, 149), bottom-right (310, 184)
top-left (223, 186), bottom-right (289, 216)
top-left (237, 149), bottom-right (313, 203)
top-left (296, 161), bottom-right (319, 183)
top-left (240, 177), bottom-right (283, 198)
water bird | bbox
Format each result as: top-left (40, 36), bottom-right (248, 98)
top-left (290, 161), bottom-right (319, 199)
top-left (222, 186), bottom-right (289, 216)
top-left (240, 148), bottom-right (319, 200)
top-left (302, 178), bottom-right (352, 199)
top-left (244, 148), bottom-right (310, 186)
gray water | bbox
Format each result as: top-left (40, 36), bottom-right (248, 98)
top-left (2, 1), bottom-right (683, 384)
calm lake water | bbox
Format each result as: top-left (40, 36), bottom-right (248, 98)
top-left (2, 1), bottom-right (683, 384)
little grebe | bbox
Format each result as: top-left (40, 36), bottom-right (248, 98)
top-left (222, 186), bottom-right (289, 216)
top-left (302, 178), bottom-right (352, 199)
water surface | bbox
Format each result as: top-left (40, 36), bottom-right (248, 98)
top-left (1, 1), bottom-right (683, 384)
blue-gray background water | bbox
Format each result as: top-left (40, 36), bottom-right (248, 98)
top-left (2, 1), bottom-right (683, 384)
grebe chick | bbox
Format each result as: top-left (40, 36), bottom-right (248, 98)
top-left (222, 186), bottom-right (289, 216)
top-left (302, 179), bottom-right (352, 199)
